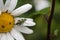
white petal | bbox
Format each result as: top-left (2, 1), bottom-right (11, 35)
top-left (14, 25), bottom-right (33, 34)
top-left (0, 0), bottom-right (4, 11)
top-left (14, 18), bottom-right (26, 24)
top-left (26, 18), bottom-right (33, 22)
top-left (7, 33), bottom-right (14, 40)
top-left (0, 33), bottom-right (2, 39)
top-left (8, 0), bottom-right (18, 12)
top-left (1, 33), bottom-right (7, 40)
top-left (11, 4), bottom-right (32, 16)
top-left (3, 0), bottom-right (11, 12)
top-left (0, 0), bottom-right (4, 7)
top-left (14, 18), bottom-right (25, 24)
top-left (22, 21), bottom-right (36, 26)
top-left (14, 18), bottom-right (35, 26)
top-left (10, 28), bottom-right (25, 40)
top-left (34, 0), bottom-right (50, 11)
top-left (0, 11), bottom-right (2, 15)
top-left (14, 18), bottom-right (21, 24)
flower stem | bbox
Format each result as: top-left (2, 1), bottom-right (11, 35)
top-left (47, 0), bottom-right (55, 40)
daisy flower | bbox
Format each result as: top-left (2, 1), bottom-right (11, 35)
top-left (0, 0), bottom-right (36, 40)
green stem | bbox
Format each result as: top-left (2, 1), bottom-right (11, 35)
top-left (47, 0), bottom-right (55, 40)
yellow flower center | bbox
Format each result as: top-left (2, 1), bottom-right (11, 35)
top-left (0, 12), bottom-right (14, 33)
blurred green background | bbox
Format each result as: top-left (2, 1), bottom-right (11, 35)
top-left (16, 0), bottom-right (60, 40)
top-left (4, 0), bottom-right (60, 40)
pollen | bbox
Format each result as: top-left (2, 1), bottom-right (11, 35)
top-left (0, 12), bottom-right (14, 32)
